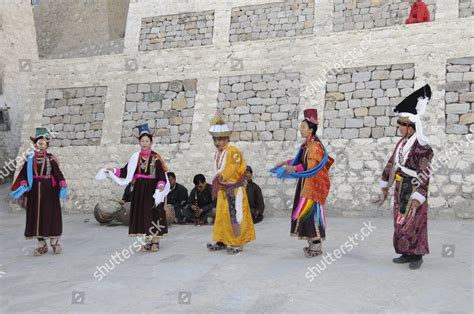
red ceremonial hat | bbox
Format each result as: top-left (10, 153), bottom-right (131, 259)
top-left (303, 108), bottom-right (318, 125)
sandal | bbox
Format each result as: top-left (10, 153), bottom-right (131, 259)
top-left (226, 246), bottom-right (243, 255)
top-left (140, 244), bottom-right (152, 252)
top-left (34, 241), bottom-right (48, 256)
top-left (207, 242), bottom-right (227, 251)
top-left (50, 238), bottom-right (62, 254)
top-left (150, 243), bottom-right (160, 252)
top-left (303, 247), bottom-right (323, 258)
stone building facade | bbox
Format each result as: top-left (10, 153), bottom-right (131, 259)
top-left (323, 63), bottom-right (416, 139)
top-left (1, 0), bottom-right (473, 219)
top-left (138, 11), bottom-right (215, 51)
top-left (42, 86), bottom-right (107, 147)
top-left (229, 0), bottom-right (315, 41)
top-left (333, 0), bottom-right (437, 32)
top-left (0, 1), bottom-right (38, 183)
top-left (445, 57), bottom-right (474, 134)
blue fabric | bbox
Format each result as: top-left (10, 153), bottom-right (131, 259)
top-left (269, 146), bottom-right (329, 179)
top-left (312, 203), bottom-right (325, 228)
top-left (10, 153), bottom-right (34, 200)
top-left (315, 203), bottom-right (320, 225)
top-left (59, 187), bottom-right (68, 200)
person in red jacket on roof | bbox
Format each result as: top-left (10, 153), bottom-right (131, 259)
top-left (405, 0), bottom-right (430, 24)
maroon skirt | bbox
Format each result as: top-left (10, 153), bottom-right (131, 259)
top-left (393, 179), bottom-right (429, 255)
top-left (129, 178), bottom-right (168, 237)
top-left (24, 178), bottom-right (62, 239)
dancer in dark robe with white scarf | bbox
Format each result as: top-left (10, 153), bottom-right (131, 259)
top-left (375, 84), bottom-right (434, 270)
top-left (96, 123), bottom-right (170, 252)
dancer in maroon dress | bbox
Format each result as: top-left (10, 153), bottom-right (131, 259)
top-left (11, 127), bottom-right (68, 256)
top-left (375, 85), bottom-right (434, 269)
top-left (97, 123), bottom-right (169, 252)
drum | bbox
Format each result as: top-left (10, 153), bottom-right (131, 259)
top-left (93, 202), bottom-right (117, 224)
top-left (164, 204), bottom-right (175, 226)
top-left (115, 202), bottom-right (131, 226)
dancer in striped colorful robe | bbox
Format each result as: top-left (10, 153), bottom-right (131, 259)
top-left (272, 109), bottom-right (334, 258)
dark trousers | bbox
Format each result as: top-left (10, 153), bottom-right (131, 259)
top-left (182, 204), bottom-right (215, 221)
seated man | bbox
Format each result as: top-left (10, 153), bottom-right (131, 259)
top-left (165, 172), bottom-right (189, 224)
top-left (244, 166), bottom-right (265, 224)
top-left (182, 174), bottom-right (216, 225)
top-left (405, 0), bottom-right (430, 24)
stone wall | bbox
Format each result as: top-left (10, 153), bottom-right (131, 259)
top-left (323, 63), bottom-right (415, 139)
top-left (42, 87), bottom-right (107, 147)
top-left (0, 107), bottom-right (8, 181)
top-left (0, 64), bottom-right (3, 95)
top-left (32, 0), bottom-right (129, 59)
top-left (459, 0), bottom-right (474, 17)
top-left (139, 11), bottom-right (214, 51)
top-left (45, 39), bottom-right (125, 60)
top-left (445, 57), bottom-right (474, 134)
top-left (122, 80), bottom-right (197, 144)
top-left (0, 108), bottom-right (9, 132)
top-left (107, 0), bottom-right (130, 40)
top-left (217, 72), bottom-right (299, 141)
top-left (230, 0), bottom-right (314, 42)
top-left (0, 1), bottom-right (38, 183)
top-left (333, 0), bottom-right (437, 32)
top-left (5, 0), bottom-right (474, 219)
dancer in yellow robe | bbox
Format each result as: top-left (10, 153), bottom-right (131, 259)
top-left (207, 114), bottom-right (256, 254)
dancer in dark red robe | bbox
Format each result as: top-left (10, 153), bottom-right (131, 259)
top-left (11, 127), bottom-right (68, 256)
top-left (376, 85), bottom-right (434, 269)
top-left (96, 123), bottom-right (169, 252)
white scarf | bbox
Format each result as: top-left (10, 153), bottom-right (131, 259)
top-left (95, 152), bottom-right (139, 186)
top-left (95, 151), bottom-right (170, 206)
top-left (394, 134), bottom-right (418, 178)
top-left (399, 96), bottom-right (430, 146)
